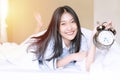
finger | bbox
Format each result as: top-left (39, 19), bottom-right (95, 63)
top-left (105, 21), bottom-right (112, 29)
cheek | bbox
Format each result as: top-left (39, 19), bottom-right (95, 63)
top-left (73, 26), bottom-right (78, 33)
top-left (59, 26), bottom-right (66, 33)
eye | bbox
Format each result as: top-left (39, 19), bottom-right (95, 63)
top-left (71, 20), bottom-right (75, 23)
top-left (60, 22), bottom-right (66, 25)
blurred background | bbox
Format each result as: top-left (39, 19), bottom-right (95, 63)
top-left (0, 0), bottom-right (120, 45)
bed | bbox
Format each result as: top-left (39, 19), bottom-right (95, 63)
top-left (0, 27), bottom-right (120, 80)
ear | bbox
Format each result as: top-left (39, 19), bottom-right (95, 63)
top-left (96, 25), bottom-right (105, 31)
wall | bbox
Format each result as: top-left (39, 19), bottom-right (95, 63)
top-left (94, 0), bottom-right (120, 45)
top-left (6, 0), bottom-right (93, 44)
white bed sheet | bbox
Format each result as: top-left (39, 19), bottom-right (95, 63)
top-left (0, 28), bottom-right (120, 80)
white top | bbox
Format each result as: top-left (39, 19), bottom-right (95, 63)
top-left (25, 35), bottom-right (89, 72)
top-left (19, 27), bottom-right (92, 72)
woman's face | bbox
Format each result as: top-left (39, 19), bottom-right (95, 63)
top-left (59, 12), bottom-right (78, 45)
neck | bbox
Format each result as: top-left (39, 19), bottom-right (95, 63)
top-left (63, 39), bottom-right (71, 48)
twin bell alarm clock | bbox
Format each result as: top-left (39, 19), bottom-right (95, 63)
top-left (93, 24), bottom-right (116, 50)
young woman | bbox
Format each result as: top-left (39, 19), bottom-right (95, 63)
top-left (27, 5), bottom-right (96, 71)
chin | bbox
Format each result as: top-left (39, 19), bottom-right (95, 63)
top-left (67, 37), bottom-right (76, 40)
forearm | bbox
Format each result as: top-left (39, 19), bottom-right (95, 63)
top-left (86, 42), bottom-right (96, 71)
top-left (86, 28), bottom-right (96, 71)
top-left (56, 51), bottom-right (87, 68)
top-left (56, 54), bottom-right (76, 68)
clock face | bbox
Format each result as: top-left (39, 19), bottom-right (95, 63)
top-left (97, 31), bottom-right (115, 45)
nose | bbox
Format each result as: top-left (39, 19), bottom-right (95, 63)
top-left (67, 24), bottom-right (73, 30)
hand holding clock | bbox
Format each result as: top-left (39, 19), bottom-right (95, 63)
top-left (93, 21), bottom-right (116, 49)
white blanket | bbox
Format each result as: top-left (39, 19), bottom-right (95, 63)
top-left (0, 28), bottom-right (120, 80)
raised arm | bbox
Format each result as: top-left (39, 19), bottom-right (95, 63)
top-left (86, 41), bottom-right (96, 71)
top-left (85, 21), bottom-right (114, 71)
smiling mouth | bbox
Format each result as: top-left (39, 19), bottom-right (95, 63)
top-left (66, 31), bottom-right (74, 35)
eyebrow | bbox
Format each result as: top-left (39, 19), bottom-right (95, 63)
top-left (60, 18), bottom-right (74, 22)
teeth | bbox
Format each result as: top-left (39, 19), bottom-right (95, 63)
top-left (66, 32), bottom-right (74, 35)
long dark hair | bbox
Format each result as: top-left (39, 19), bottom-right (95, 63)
top-left (27, 5), bottom-right (82, 61)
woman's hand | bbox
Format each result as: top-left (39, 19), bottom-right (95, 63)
top-left (56, 51), bottom-right (87, 68)
top-left (73, 51), bottom-right (87, 61)
top-left (86, 21), bottom-right (114, 71)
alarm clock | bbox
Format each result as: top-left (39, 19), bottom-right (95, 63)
top-left (93, 25), bottom-right (116, 50)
